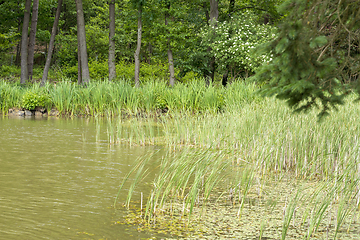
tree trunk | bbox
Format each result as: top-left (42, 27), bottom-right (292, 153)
top-left (15, 42), bottom-right (21, 66)
top-left (134, 6), bottom-right (142, 87)
top-left (165, 3), bottom-right (175, 87)
top-left (209, 0), bottom-right (218, 25)
top-left (41, 0), bottom-right (62, 86)
top-left (77, 41), bottom-right (82, 84)
top-left (167, 49), bottom-right (175, 86)
top-left (75, 0), bottom-right (90, 84)
top-left (28, 0), bottom-right (39, 81)
top-left (20, 0), bottom-right (32, 84)
top-left (203, 2), bottom-right (210, 25)
top-left (222, 67), bottom-right (229, 86)
top-left (206, 0), bottom-right (218, 85)
top-left (108, 0), bottom-right (116, 81)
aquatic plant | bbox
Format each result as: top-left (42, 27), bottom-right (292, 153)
top-left (112, 93), bottom-right (360, 238)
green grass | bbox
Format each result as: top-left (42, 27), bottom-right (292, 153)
top-left (0, 78), bottom-right (260, 116)
top-left (112, 93), bottom-right (360, 238)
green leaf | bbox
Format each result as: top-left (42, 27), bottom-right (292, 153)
top-left (309, 36), bottom-right (327, 49)
top-left (275, 37), bottom-right (289, 54)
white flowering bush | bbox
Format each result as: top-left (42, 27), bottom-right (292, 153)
top-left (201, 12), bottom-right (276, 78)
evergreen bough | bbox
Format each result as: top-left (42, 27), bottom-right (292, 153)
top-left (254, 0), bottom-right (360, 118)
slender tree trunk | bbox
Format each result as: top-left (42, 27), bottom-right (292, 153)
top-left (28, 0), bottom-right (39, 81)
top-left (77, 41), bottom-right (82, 84)
top-left (209, 0), bottom-right (218, 25)
top-left (165, 3), bottom-right (175, 86)
top-left (75, 0), bottom-right (90, 84)
top-left (20, 0), bottom-right (32, 84)
top-left (76, 5), bottom-right (82, 85)
top-left (167, 49), bottom-right (175, 86)
top-left (134, 6), bottom-right (142, 87)
top-left (15, 42), bottom-right (21, 66)
top-left (222, 67), bottom-right (229, 86)
top-left (206, 0), bottom-right (218, 85)
top-left (108, 0), bottom-right (116, 81)
top-left (203, 2), bottom-right (210, 25)
top-left (41, 0), bottom-right (62, 86)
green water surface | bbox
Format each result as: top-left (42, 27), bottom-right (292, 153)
top-left (0, 116), bottom-right (164, 240)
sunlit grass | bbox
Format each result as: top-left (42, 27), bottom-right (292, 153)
top-left (112, 94), bottom-right (360, 238)
top-left (0, 78), bottom-right (259, 116)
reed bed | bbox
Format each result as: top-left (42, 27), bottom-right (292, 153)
top-left (114, 95), bottom-right (360, 181)
top-left (113, 95), bottom-right (360, 238)
top-left (0, 79), bottom-right (260, 116)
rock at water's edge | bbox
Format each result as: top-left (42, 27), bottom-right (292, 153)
top-left (49, 109), bottom-right (59, 116)
top-left (25, 110), bottom-right (33, 116)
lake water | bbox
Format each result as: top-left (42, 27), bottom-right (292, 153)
top-left (3, 116), bottom-right (360, 240)
top-left (0, 116), bottom-right (164, 239)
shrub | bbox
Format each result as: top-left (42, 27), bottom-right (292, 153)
top-left (200, 11), bottom-right (276, 79)
top-left (21, 91), bottom-right (50, 110)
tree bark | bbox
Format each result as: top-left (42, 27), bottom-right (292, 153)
top-left (209, 0), bottom-right (218, 25)
top-left (134, 6), bottom-right (142, 87)
top-left (203, 2), bottom-right (210, 25)
top-left (165, 3), bottom-right (175, 87)
top-left (27, 0), bottom-right (39, 81)
top-left (108, 0), bottom-right (116, 81)
top-left (206, 0), bottom-right (219, 85)
top-left (77, 40), bottom-right (82, 84)
top-left (41, 0), bottom-right (62, 86)
top-left (20, 0), bottom-right (32, 84)
top-left (75, 0), bottom-right (90, 84)
top-left (222, 67), bottom-right (228, 86)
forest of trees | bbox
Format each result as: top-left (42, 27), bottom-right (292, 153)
top-left (0, 0), bottom-right (282, 84)
top-left (0, 0), bottom-right (359, 114)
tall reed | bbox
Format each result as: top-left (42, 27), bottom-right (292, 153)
top-left (0, 78), bottom-right (260, 116)
top-left (0, 81), bottom-right (23, 113)
top-left (112, 93), bottom-right (360, 238)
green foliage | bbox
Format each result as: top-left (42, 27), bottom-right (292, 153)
top-left (0, 65), bottom-right (21, 78)
top-left (55, 32), bottom-right (78, 67)
top-left (21, 91), bottom-right (50, 110)
top-left (0, 81), bottom-right (22, 113)
top-left (203, 12), bottom-right (276, 78)
top-left (0, 31), bottom-right (18, 54)
top-left (254, 0), bottom-right (360, 118)
top-left (59, 60), bottom-right (171, 81)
